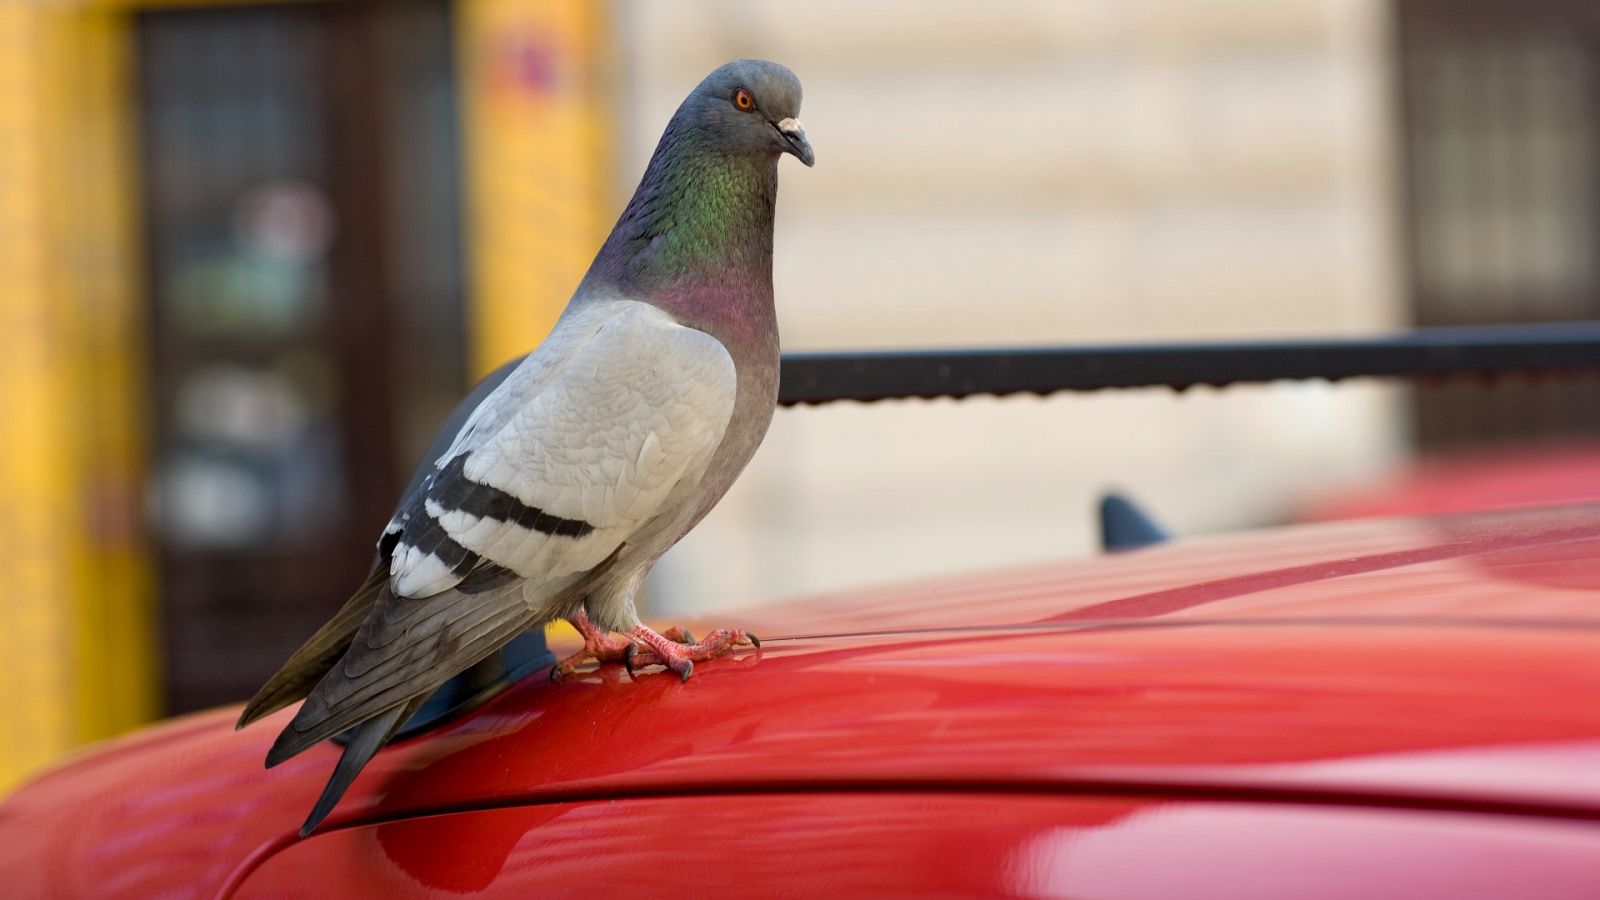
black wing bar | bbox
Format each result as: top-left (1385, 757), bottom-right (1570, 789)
top-left (777, 321), bottom-right (1600, 407)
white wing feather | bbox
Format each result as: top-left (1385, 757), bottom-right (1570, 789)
top-left (387, 300), bottom-right (737, 599)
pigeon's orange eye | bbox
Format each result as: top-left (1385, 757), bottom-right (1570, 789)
top-left (733, 88), bottom-right (755, 111)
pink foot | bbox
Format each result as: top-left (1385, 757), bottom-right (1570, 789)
top-left (551, 610), bottom-right (639, 681)
top-left (658, 625), bottom-right (696, 644)
top-left (625, 625), bottom-right (761, 682)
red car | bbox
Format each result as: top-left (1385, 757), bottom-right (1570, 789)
top-left (4, 500), bottom-right (1600, 898)
top-left (1304, 443), bottom-right (1600, 522)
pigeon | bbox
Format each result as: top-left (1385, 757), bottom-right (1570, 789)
top-left (236, 59), bottom-right (813, 837)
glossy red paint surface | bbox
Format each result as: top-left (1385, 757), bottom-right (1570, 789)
top-left (1304, 444), bottom-right (1600, 521)
top-left (4, 504), bottom-right (1600, 897)
top-left (238, 796), bottom-right (1600, 899)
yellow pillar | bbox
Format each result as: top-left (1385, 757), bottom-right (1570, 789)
top-left (457, 0), bottom-right (612, 642)
top-left (0, 4), bottom-right (155, 793)
top-left (0, 0), bottom-right (616, 791)
top-left (458, 0), bottom-right (614, 376)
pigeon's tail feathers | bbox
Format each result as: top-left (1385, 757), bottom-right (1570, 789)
top-left (296, 698), bottom-right (420, 837)
top-left (237, 567), bottom-right (388, 730)
top-left (265, 581), bottom-right (539, 767)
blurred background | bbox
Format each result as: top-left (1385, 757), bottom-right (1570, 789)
top-left (4, 0), bottom-right (1600, 791)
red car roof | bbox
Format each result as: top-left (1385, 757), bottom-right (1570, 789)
top-left (4, 504), bottom-right (1600, 896)
top-left (1303, 444), bottom-right (1600, 521)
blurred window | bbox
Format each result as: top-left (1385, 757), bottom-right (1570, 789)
top-left (136, 0), bottom-right (465, 713)
top-left (1398, 1), bottom-right (1600, 447)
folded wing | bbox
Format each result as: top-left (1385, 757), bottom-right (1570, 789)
top-left (267, 300), bottom-right (738, 763)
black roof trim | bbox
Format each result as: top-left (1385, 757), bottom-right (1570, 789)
top-left (777, 321), bottom-right (1600, 407)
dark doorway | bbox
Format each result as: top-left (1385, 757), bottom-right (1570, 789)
top-left (135, 1), bottom-right (467, 713)
top-left (1396, 0), bottom-right (1600, 449)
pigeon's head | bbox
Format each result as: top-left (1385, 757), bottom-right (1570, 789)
top-left (684, 59), bottom-right (814, 168)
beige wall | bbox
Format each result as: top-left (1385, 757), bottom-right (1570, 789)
top-left (614, 0), bottom-right (1408, 613)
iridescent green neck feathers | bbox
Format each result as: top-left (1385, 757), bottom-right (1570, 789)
top-left (584, 115), bottom-right (779, 305)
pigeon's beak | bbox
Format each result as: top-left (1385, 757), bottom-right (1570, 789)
top-left (775, 117), bottom-right (814, 167)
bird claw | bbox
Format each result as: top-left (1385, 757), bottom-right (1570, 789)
top-left (554, 612), bottom-right (758, 683)
top-left (660, 626), bottom-right (696, 645)
top-left (624, 627), bottom-right (759, 681)
top-left (552, 611), bottom-right (637, 682)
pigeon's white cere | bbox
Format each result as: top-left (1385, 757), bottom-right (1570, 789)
top-left (777, 117), bottom-right (804, 137)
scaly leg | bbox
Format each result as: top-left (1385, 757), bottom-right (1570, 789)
top-left (552, 611), bottom-right (757, 682)
top-left (625, 625), bottom-right (761, 682)
top-left (550, 610), bottom-right (638, 681)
